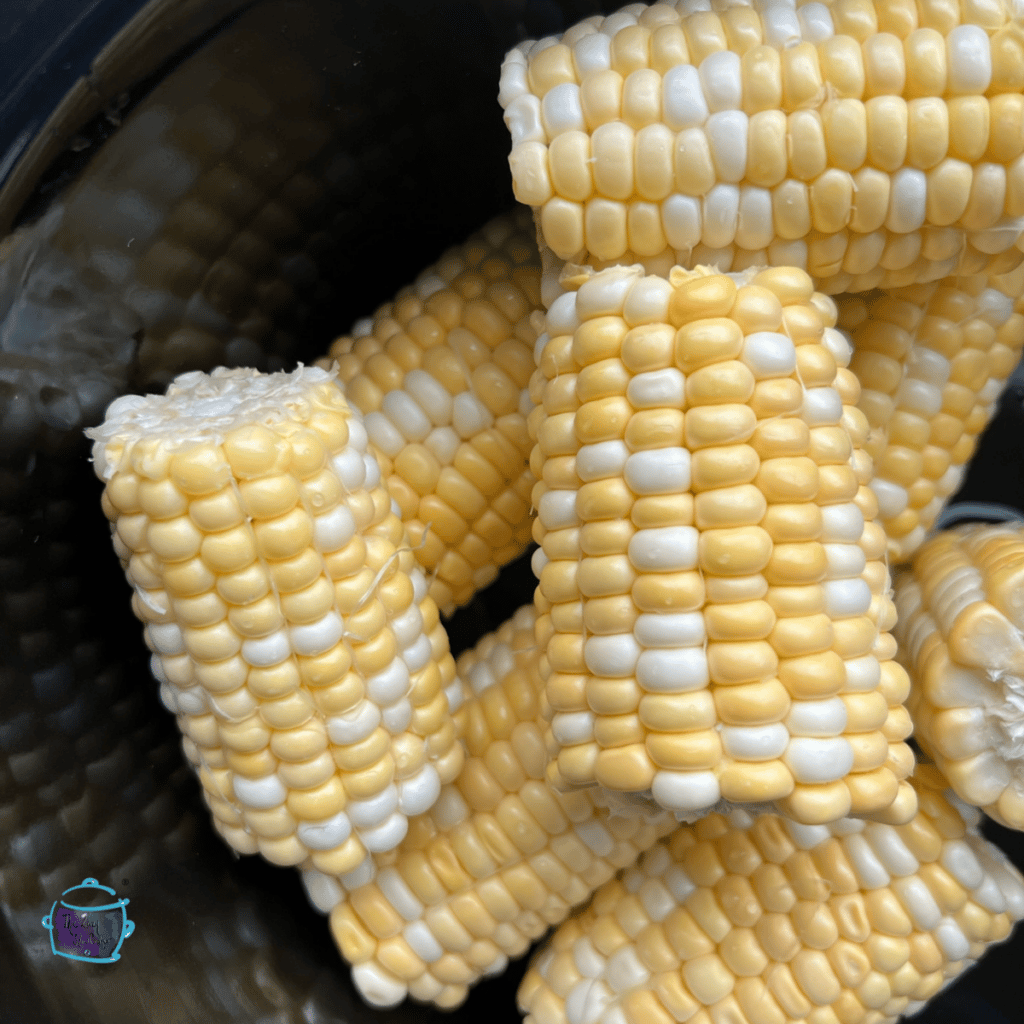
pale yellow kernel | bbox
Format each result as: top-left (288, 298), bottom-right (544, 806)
top-left (635, 124), bottom-right (675, 201)
top-left (673, 129), bottom-right (716, 197)
top-left (866, 96), bottom-right (908, 171)
top-left (628, 201), bottom-right (668, 257)
top-left (819, 99), bottom-right (868, 169)
top-left (926, 159), bottom-right (974, 226)
top-left (849, 167), bottom-right (891, 233)
top-left (907, 97), bottom-right (949, 170)
top-left (623, 68), bottom-right (661, 130)
top-left (948, 96), bottom-right (990, 163)
top-left (528, 43), bottom-right (576, 98)
top-left (719, 760), bottom-right (794, 804)
top-left (651, 24), bottom-right (689, 75)
top-left (747, 111), bottom-right (788, 188)
top-left (904, 28), bottom-right (947, 97)
top-left (595, 744), bottom-right (656, 791)
top-left (611, 24), bottom-right (652, 77)
top-left (581, 69), bottom-right (624, 130)
top-left (683, 11), bottom-right (727, 64)
top-left (742, 46), bottom-right (782, 115)
top-left (585, 199), bottom-right (629, 262)
top-left (809, 170), bottom-right (854, 235)
top-left (788, 112), bottom-right (827, 182)
top-left (669, 270), bottom-right (738, 323)
top-left (818, 35), bottom-right (866, 98)
top-left (862, 32), bottom-right (906, 98)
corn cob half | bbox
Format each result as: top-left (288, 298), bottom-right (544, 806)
top-left (88, 366), bottom-right (462, 874)
top-left (318, 211), bottom-right (541, 614)
top-left (301, 603), bottom-right (677, 1010)
top-left (529, 262), bottom-right (913, 825)
top-left (518, 765), bottom-right (1024, 1024)
top-left (893, 522), bottom-right (1024, 830)
top-left (500, 0), bottom-right (1024, 294)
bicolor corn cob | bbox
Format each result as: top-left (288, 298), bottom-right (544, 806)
top-left (530, 263), bottom-right (914, 825)
top-left (500, 0), bottom-right (1024, 292)
top-left (499, 0), bottom-right (1024, 564)
top-left (318, 211), bottom-right (541, 614)
top-left (302, 604), bottom-right (677, 1009)
top-left (88, 366), bottom-right (462, 874)
top-left (519, 766), bottom-right (1024, 1024)
top-left (893, 523), bottom-right (1024, 830)
top-left (838, 274), bottom-right (1024, 561)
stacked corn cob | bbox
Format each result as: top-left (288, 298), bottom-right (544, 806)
top-left (306, 604), bottom-right (677, 1009)
top-left (88, 366), bottom-right (461, 873)
top-left (318, 211), bottom-right (541, 614)
top-left (519, 766), bottom-right (1024, 1024)
top-left (893, 523), bottom-right (1024, 830)
top-left (530, 262), bottom-right (913, 824)
top-left (499, 0), bottom-right (1024, 563)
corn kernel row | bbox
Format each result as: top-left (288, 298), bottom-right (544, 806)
top-left (893, 523), bottom-right (1024, 829)
top-left (518, 764), bottom-right (1024, 1024)
top-left (318, 212), bottom-right (541, 614)
top-left (529, 262), bottom-right (914, 825)
top-left (838, 273), bottom-right (1024, 561)
top-left (301, 603), bottom-right (677, 1009)
top-left (88, 366), bottom-right (463, 874)
top-left (500, 0), bottom-right (1024, 289)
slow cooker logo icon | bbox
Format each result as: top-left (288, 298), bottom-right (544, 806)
top-left (41, 878), bottom-right (135, 963)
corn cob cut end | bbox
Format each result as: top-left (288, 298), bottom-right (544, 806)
top-left (895, 523), bottom-right (1024, 829)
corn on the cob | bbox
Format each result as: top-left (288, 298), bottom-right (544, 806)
top-left (519, 765), bottom-right (1024, 1024)
top-left (893, 523), bottom-right (1024, 830)
top-left (87, 366), bottom-right (462, 874)
top-left (838, 275), bottom-right (1024, 561)
top-left (529, 262), bottom-right (914, 825)
top-left (301, 603), bottom-right (677, 1009)
top-left (318, 212), bottom-right (541, 614)
top-left (499, 0), bottom-right (1024, 293)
